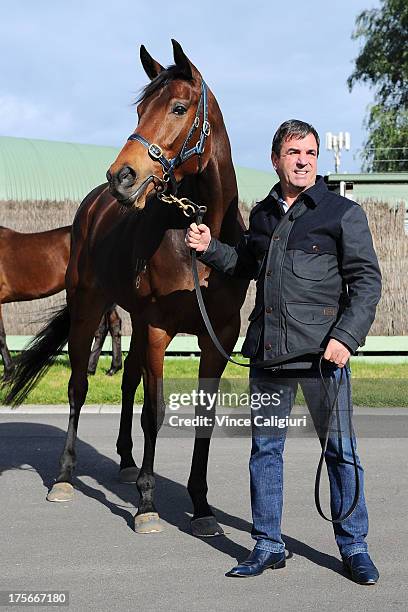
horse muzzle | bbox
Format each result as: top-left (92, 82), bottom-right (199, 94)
top-left (106, 166), bottom-right (156, 208)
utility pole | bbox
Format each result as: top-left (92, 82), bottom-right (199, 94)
top-left (325, 132), bottom-right (351, 173)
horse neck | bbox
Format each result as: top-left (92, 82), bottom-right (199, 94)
top-left (180, 122), bottom-right (240, 243)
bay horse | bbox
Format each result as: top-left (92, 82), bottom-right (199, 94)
top-left (5, 40), bottom-right (249, 536)
top-left (0, 225), bottom-right (122, 380)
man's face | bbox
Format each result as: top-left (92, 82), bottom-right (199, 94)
top-left (271, 133), bottom-right (318, 194)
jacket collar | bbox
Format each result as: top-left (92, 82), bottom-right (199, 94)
top-left (267, 175), bottom-right (327, 212)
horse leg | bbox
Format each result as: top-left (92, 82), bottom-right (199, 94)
top-left (134, 325), bottom-right (173, 534)
top-left (47, 292), bottom-right (107, 503)
top-left (87, 314), bottom-right (108, 375)
top-left (188, 319), bottom-right (240, 537)
top-left (116, 328), bottom-right (143, 484)
top-left (106, 306), bottom-right (122, 376)
top-left (0, 304), bottom-right (14, 381)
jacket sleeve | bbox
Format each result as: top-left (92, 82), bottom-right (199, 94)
top-left (197, 228), bottom-right (261, 279)
top-left (330, 204), bottom-right (382, 352)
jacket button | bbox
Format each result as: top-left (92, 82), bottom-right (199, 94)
top-left (265, 306), bottom-right (273, 313)
top-left (312, 244), bottom-right (319, 252)
top-left (266, 270), bottom-right (272, 277)
top-left (273, 235), bottom-right (280, 241)
top-left (265, 343), bottom-right (272, 350)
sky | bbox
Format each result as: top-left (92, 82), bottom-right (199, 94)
top-left (0, 0), bottom-right (380, 175)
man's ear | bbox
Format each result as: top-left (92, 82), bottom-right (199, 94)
top-left (171, 39), bottom-right (193, 79)
top-left (140, 45), bottom-right (165, 80)
top-left (271, 151), bottom-right (279, 170)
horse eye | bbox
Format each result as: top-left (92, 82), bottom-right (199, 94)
top-left (173, 104), bottom-right (187, 115)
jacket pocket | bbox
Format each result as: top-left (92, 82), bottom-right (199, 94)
top-left (292, 250), bottom-right (329, 280)
top-left (285, 302), bottom-right (338, 352)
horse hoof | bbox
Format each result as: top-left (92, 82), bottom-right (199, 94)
top-left (134, 512), bottom-right (163, 534)
top-left (106, 367), bottom-right (121, 377)
top-left (119, 466), bottom-right (139, 483)
top-left (46, 482), bottom-right (74, 503)
top-left (191, 516), bottom-right (224, 537)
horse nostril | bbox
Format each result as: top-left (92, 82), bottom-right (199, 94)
top-left (106, 169), bottom-right (112, 183)
top-left (118, 166), bottom-right (137, 187)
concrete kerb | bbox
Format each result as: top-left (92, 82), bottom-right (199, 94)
top-left (1, 405), bottom-right (407, 415)
top-left (0, 405), bottom-right (142, 414)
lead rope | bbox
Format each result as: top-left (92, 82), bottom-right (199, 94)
top-left (315, 356), bottom-right (360, 522)
top-left (192, 206), bottom-right (360, 523)
top-left (191, 207), bottom-right (255, 368)
top-left (164, 195), bottom-right (360, 523)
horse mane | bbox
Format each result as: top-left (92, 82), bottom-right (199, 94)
top-left (136, 65), bottom-right (194, 104)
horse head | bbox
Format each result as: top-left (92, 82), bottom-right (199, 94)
top-left (107, 40), bottom-right (214, 209)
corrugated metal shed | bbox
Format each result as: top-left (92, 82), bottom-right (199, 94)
top-left (0, 135), bottom-right (275, 204)
top-left (235, 166), bottom-right (277, 204)
top-left (0, 136), bottom-right (120, 202)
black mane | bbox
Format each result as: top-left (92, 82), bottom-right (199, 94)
top-left (136, 64), bottom-right (194, 104)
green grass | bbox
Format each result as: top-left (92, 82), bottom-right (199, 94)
top-left (226, 360), bottom-right (408, 407)
top-left (0, 356), bottom-right (407, 407)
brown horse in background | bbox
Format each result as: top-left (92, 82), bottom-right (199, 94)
top-left (0, 225), bottom-right (122, 380)
top-left (5, 40), bottom-right (249, 536)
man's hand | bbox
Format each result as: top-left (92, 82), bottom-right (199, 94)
top-left (185, 222), bottom-right (212, 252)
top-left (323, 339), bottom-right (351, 368)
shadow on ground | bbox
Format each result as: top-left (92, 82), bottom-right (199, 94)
top-left (0, 421), bottom-right (345, 577)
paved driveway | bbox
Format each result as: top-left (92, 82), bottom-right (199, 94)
top-left (0, 410), bottom-right (406, 611)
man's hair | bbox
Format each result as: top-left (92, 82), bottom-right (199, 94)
top-left (272, 120), bottom-right (320, 157)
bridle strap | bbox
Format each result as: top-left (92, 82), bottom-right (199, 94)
top-left (127, 79), bottom-right (210, 194)
top-left (178, 79), bottom-right (210, 163)
top-left (126, 133), bottom-right (179, 193)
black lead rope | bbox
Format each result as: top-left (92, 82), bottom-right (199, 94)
top-left (315, 356), bottom-right (360, 523)
top-left (190, 206), bottom-right (360, 523)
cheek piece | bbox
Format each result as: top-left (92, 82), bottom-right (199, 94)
top-left (127, 79), bottom-right (211, 196)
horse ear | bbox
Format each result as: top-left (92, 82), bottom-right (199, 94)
top-left (171, 39), bottom-right (193, 79)
top-left (140, 45), bottom-right (164, 80)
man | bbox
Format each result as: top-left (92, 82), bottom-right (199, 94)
top-left (186, 120), bottom-right (382, 584)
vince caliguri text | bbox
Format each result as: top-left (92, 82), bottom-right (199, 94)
top-left (168, 415), bottom-right (308, 428)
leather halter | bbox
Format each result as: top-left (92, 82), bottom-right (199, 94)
top-left (127, 79), bottom-right (210, 195)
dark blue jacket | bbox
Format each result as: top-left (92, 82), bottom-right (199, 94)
top-left (199, 176), bottom-right (382, 366)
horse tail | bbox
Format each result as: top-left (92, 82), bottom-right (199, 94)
top-left (3, 305), bottom-right (70, 406)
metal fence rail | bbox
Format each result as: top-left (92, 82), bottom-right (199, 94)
top-left (6, 335), bottom-right (408, 358)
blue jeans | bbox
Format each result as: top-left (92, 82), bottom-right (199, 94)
top-left (249, 362), bottom-right (369, 560)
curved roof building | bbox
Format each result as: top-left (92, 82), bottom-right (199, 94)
top-left (0, 135), bottom-right (275, 204)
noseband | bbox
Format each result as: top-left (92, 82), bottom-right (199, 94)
top-left (127, 79), bottom-right (211, 195)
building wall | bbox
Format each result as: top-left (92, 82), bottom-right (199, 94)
top-left (0, 136), bottom-right (275, 205)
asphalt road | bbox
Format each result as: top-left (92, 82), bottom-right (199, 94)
top-left (0, 410), bottom-right (407, 611)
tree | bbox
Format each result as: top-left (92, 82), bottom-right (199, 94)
top-left (348, 0), bottom-right (408, 172)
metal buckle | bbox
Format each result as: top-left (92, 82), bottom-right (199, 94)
top-left (162, 172), bottom-right (170, 183)
top-left (193, 116), bottom-right (200, 129)
top-left (148, 143), bottom-right (163, 160)
top-left (202, 121), bottom-right (211, 136)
